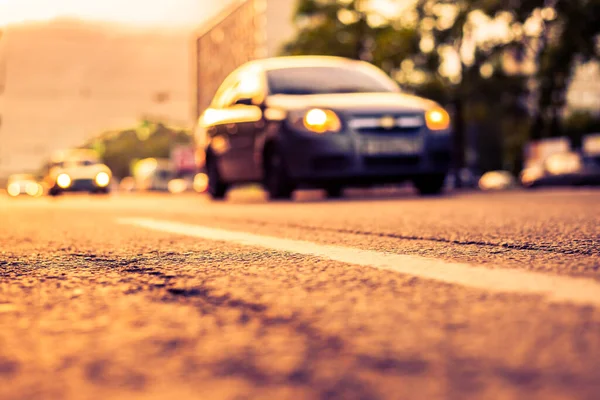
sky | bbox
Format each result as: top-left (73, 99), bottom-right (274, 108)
top-left (0, 0), bottom-right (234, 28)
top-left (0, 0), bottom-right (411, 29)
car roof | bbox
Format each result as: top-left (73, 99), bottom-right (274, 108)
top-left (9, 173), bottom-right (34, 180)
top-left (244, 56), bottom-right (366, 72)
top-left (51, 148), bottom-right (99, 162)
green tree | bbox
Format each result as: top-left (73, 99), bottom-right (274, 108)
top-left (407, 0), bottom-right (544, 180)
top-left (563, 110), bottom-right (600, 148)
top-left (281, 0), bottom-right (418, 75)
top-left (528, 0), bottom-right (600, 140)
top-left (80, 120), bottom-right (192, 179)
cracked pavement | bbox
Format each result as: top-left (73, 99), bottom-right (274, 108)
top-left (1, 188), bottom-right (599, 400)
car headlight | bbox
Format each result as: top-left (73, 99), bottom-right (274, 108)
top-left (95, 172), bottom-right (110, 187)
top-left (7, 183), bottom-right (20, 197)
top-left (56, 173), bottom-right (71, 188)
top-left (425, 107), bottom-right (451, 131)
top-left (302, 108), bottom-right (342, 134)
top-left (26, 182), bottom-right (40, 196)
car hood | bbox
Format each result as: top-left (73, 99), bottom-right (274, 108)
top-left (265, 92), bottom-right (439, 115)
top-left (10, 180), bottom-right (38, 190)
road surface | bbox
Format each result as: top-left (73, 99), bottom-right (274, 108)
top-left (1, 188), bottom-right (599, 400)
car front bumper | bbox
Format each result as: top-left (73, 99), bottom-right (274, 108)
top-left (278, 124), bottom-right (452, 186)
top-left (54, 179), bottom-right (107, 192)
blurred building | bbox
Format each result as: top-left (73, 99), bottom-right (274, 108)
top-left (192, 0), bottom-right (297, 120)
top-left (0, 19), bottom-right (191, 178)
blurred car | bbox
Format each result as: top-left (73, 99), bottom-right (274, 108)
top-left (43, 149), bottom-right (113, 196)
top-left (520, 151), bottom-right (584, 188)
top-left (195, 56), bottom-right (453, 200)
top-left (167, 178), bottom-right (189, 194)
top-left (580, 154), bottom-right (600, 185)
top-left (167, 174), bottom-right (199, 194)
top-left (478, 170), bottom-right (516, 191)
top-left (580, 134), bottom-right (600, 185)
top-left (6, 174), bottom-right (43, 197)
top-left (119, 176), bottom-right (136, 192)
top-left (132, 158), bottom-right (173, 192)
top-left (192, 173), bottom-right (209, 193)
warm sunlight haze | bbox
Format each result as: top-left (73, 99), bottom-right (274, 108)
top-left (0, 0), bottom-right (230, 27)
top-left (0, 1), bottom-right (599, 399)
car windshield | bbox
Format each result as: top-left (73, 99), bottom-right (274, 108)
top-left (61, 159), bottom-right (97, 168)
top-left (266, 65), bottom-right (399, 95)
top-left (9, 174), bottom-right (34, 182)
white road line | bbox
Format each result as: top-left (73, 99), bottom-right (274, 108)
top-left (118, 218), bottom-right (600, 307)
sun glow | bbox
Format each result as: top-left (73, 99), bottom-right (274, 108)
top-left (0, 0), bottom-right (227, 27)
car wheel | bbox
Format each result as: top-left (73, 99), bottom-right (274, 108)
top-left (413, 174), bottom-right (446, 196)
top-left (207, 156), bottom-right (228, 200)
top-left (325, 186), bottom-right (344, 199)
top-left (264, 147), bottom-right (294, 200)
top-left (48, 187), bottom-right (61, 196)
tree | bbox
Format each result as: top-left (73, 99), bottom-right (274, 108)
top-left (281, 0), bottom-right (418, 76)
top-left (528, 0), bottom-right (600, 140)
top-left (407, 0), bottom-right (544, 181)
top-left (563, 110), bottom-right (600, 148)
top-left (80, 120), bottom-right (192, 179)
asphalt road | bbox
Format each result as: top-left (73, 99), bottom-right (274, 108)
top-left (1, 187), bottom-right (599, 400)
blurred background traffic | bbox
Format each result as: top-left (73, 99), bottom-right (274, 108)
top-left (1, 0), bottom-right (599, 198)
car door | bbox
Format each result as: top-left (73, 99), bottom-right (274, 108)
top-left (223, 72), bottom-right (266, 182)
top-left (201, 67), bottom-right (265, 183)
top-left (200, 72), bottom-right (240, 181)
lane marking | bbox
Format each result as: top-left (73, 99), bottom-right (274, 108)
top-left (118, 218), bottom-right (600, 307)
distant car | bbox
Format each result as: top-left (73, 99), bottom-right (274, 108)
top-left (195, 56), bottom-right (453, 200)
top-left (43, 149), bottom-right (113, 196)
top-left (478, 170), bottom-right (516, 191)
top-left (520, 151), bottom-right (584, 188)
top-left (132, 158), bottom-right (173, 192)
top-left (6, 174), bottom-right (43, 197)
top-left (580, 153), bottom-right (600, 186)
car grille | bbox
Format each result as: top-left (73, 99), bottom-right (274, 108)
top-left (311, 155), bottom-right (352, 172)
top-left (432, 151), bottom-right (452, 168)
top-left (355, 127), bottom-right (421, 135)
top-left (70, 179), bottom-right (95, 189)
top-left (363, 156), bottom-right (420, 170)
top-left (348, 113), bottom-right (424, 135)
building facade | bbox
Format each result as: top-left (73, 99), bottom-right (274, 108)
top-left (0, 20), bottom-right (191, 178)
top-left (192, 0), bottom-right (296, 120)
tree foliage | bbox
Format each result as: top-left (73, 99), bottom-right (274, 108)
top-left (529, 0), bottom-right (600, 140)
top-left (281, 0), bottom-right (419, 76)
top-left (80, 120), bottom-right (192, 179)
